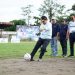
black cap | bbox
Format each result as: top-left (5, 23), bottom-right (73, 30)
top-left (41, 16), bottom-right (47, 20)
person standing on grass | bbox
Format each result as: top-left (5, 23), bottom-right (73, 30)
top-left (68, 15), bottom-right (75, 57)
top-left (30, 16), bottom-right (52, 61)
top-left (59, 19), bottom-right (68, 57)
top-left (50, 18), bottom-right (59, 56)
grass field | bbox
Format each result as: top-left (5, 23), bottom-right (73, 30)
top-left (0, 41), bottom-right (75, 75)
top-left (0, 41), bottom-right (74, 59)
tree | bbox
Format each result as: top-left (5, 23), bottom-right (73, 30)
top-left (65, 4), bottom-right (75, 22)
top-left (33, 16), bottom-right (40, 25)
top-left (11, 20), bottom-right (26, 25)
top-left (66, 4), bottom-right (75, 14)
top-left (5, 20), bottom-right (26, 31)
top-left (72, 4), bottom-right (75, 11)
top-left (21, 5), bottom-right (33, 25)
top-left (66, 13), bottom-right (75, 22)
top-left (39, 0), bottom-right (65, 21)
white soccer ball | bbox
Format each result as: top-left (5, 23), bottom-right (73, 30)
top-left (24, 53), bottom-right (31, 60)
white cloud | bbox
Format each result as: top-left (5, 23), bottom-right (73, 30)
top-left (0, 0), bottom-right (44, 22)
top-left (58, 0), bottom-right (75, 8)
top-left (0, 0), bottom-right (75, 22)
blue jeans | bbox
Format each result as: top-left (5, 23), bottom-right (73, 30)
top-left (50, 37), bottom-right (58, 56)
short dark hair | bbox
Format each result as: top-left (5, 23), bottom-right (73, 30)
top-left (41, 16), bottom-right (47, 20)
top-left (61, 19), bottom-right (66, 22)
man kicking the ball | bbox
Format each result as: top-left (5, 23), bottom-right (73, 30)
top-left (30, 16), bottom-right (52, 61)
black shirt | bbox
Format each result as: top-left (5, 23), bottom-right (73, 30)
top-left (52, 23), bottom-right (59, 38)
top-left (59, 24), bottom-right (68, 39)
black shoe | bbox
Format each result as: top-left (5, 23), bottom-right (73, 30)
top-left (63, 55), bottom-right (67, 58)
top-left (68, 55), bottom-right (74, 57)
top-left (38, 59), bottom-right (42, 62)
top-left (30, 59), bottom-right (35, 61)
top-left (62, 54), bottom-right (67, 57)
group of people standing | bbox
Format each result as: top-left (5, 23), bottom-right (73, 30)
top-left (50, 18), bottom-right (68, 57)
top-left (51, 16), bottom-right (75, 58)
top-left (30, 15), bottom-right (75, 61)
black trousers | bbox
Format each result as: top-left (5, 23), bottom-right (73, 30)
top-left (69, 33), bottom-right (75, 56)
top-left (31, 38), bottom-right (50, 59)
top-left (60, 38), bottom-right (67, 56)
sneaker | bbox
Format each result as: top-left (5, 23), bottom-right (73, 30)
top-left (38, 59), bottom-right (42, 62)
top-left (63, 55), bottom-right (67, 58)
top-left (30, 59), bottom-right (35, 61)
top-left (68, 55), bottom-right (74, 57)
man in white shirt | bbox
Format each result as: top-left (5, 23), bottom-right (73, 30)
top-left (68, 15), bottom-right (75, 57)
top-left (30, 16), bottom-right (52, 61)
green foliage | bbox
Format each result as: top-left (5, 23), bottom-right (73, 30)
top-left (5, 25), bottom-right (16, 31)
top-left (33, 16), bottom-right (40, 25)
top-left (21, 5), bottom-right (33, 25)
top-left (11, 20), bottom-right (26, 25)
top-left (57, 16), bottom-right (64, 23)
top-left (4, 20), bottom-right (26, 31)
top-left (39, 0), bottom-right (65, 21)
top-left (56, 13), bottom-right (75, 23)
top-left (66, 13), bottom-right (75, 22)
top-left (72, 4), bottom-right (75, 11)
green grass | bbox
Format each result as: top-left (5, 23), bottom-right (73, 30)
top-left (0, 42), bottom-right (35, 59)
top-left (0, 41), bottom-right (74, 59)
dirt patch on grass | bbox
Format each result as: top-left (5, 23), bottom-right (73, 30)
top-left (0, 58), bottom-right (75, 75)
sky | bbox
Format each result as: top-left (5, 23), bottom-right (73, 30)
top-left (0, 0), bottom-right (75, 22)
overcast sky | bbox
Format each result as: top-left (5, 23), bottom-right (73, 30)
top-left (0, 0), bottom-right (75, 22)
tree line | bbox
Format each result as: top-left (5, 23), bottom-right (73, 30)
top-left (5, 0), bottom-right (75, 31)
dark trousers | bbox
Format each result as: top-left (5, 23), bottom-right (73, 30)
top-left (69, 33), bottom-right (75, 56)
top-left (60, 38), bottom-right (67, 56)
top-left (31, 38), bottom-right (50, 59)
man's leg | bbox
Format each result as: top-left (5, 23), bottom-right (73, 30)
top-left (60, 39), bottom-right (64, 56)
top-left (53, 37), bottom-right (58, 56)
top-left (50, 37), bottom-right (57, 56)
top-left (69, 34), bottom-right (74, 56)
top-left (30, 38), bottom-right (43, 60)
top-left (39, 39), bottom-right (50, 59)
top-left (60, 39), bottom-right (67, 56)
top-left (63, 39), bottom-right (67, 56)
top-left (50, 38), bottom-right (54, 56)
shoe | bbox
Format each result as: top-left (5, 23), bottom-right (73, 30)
top-left (68, 55), bottom-right (74, 57)
top-left (30, 59), bottom-right (35, 61)
top-left (38, 59), bottom-right (42, 62)
top-left (63, 55), bottom-right (67, 58)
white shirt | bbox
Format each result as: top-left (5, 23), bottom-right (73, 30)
top-left (39, 22), bottom-right (52, 39)
top-left (68, 21), bottom-right (75, 33)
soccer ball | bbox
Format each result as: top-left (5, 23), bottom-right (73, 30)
top-left (24, 53), bottom-right (31, 61)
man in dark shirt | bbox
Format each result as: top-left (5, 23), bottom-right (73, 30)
top-left (59, 19), bottom-right (68, 57)
top-left (50, 19), bottom-right (59, 56)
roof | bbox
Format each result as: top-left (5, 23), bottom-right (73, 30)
top-left (0, 22), bottom-right (13, 29)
